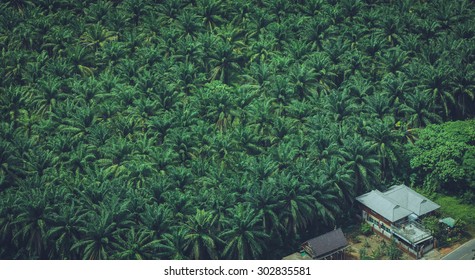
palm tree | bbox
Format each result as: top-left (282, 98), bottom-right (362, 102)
top-left (245, 183), bottom-right (283, 235)
top-left (382, 72), bottom-right (409, 107)
top-left (241, 62), bottom-right (273, 90)
top-left (198, 187), bottom-right (234, 231)
top-left (197, 81), bottom-right (236, 131)
top-left (63, 143), bottom-right (95, 175)
top-left (157, 227), bottom-right (189, 260)
top-left (274, 172), bottom-right (316, 235)
top-left (147, 113), bottom-right (176, 144)
top-left (139, 203), bottom-right (173, 238)
top-left (361, 34), bottom-right (387, 58)
top-left (0, 140), bottom-right (23, 190)
top-left (247, 155), bottom-right (278, 182)
top-left (246, 7), bottom-right (275, 36)
top-left (415, 19), bottom-right (441, 41)
top-left (307, 173), bottom-right (342, 227)
top-left (344, 74), bottom-right (374, 104)
top-left (58, 106), bottom-right (97, 141)
top-left (318, 159), bottom-right (353, 206)
top-left (340, 0), bottom-right (363, 20)
top-left (80, 23), bottom-right (117, 51)
top-left (22, 148), bottom-right (58, 178)
top-left (125, 161), bottom-right (154, 189)
top-left (174, 10), bottom-right (204, 38)
top-left (420, 63), bottom-right (456, 118)
top-left (340, 135), bottom-right (380, 195)
top-left (248, 33), bottom-right (277, 63)
top-left (46, 202), bottom-right (87, 259)
top-left (363, 93), bottom-right (393, 120)
top-left (164, 191), bottom-right (194, 220)
top-left (112, 228), bottom-right (160, 260)
top-left (452, 62), bottom-right (475, 117)
top-left (306, 124), bottom-right (339, 164)
top-left (301, 16), bottom-right (329, 50)
top-left (284, 40), bottom-right (314, 64)
top-left (324, 90), bottom-right (358, 123)
top-left (13, 188), bottom-right (53, 259)
top-left (197, 0), bottom-right (225, 30)
top-left (400, 90), bottom-right (442, 128)
top-left (365, 119), bottom-right (402, 181)
top-left (267, 21), bottom-right (292, 50)
top-left (323, 37), bottom-right (350, 65)
top-left (271, 118), bottom-right (297, 145)
top-left (209, 133), bottom-right (237, 164)
top-left (233, 124), bottom-right (262, 155)
top-left (71, 77), bottom-right (103, 106)
top-left (120, 0), bottom-right (150, 26)
top-left (70, 210), bottom-right (120, 260)
top-left (66, 45), bottom-right (95, 77)
top-left (307, 52), bottom-right (336, 95)
top-left (289, 63), bottom-right (317, 100)
top-left (208, 39), bottom-right (242, 84)
top-left (184, 209), bottom-right (220, 260)
top-left (96, 137), bottom-right (135, 178)
top-left (31, 77), bottom-right (63, 115)
top-left (375, 14), bottom-right (402, 46)
top-left (170, 61), bottom-right (204, 95)
top-left (100, 195), bottom-right (134, 230)
top-left (379, 47), bottom-right (409, 75)
top-left (165, 130), bottom-right (196, 165)
top-left (84, 0), bottom-right (113, 24)
top-left (0, 86), bottom-right (30, 125)
top-left (220, 204), bottom-right (268, 259)
top-left (247, 97), bottom-right (276, 137)
top-left (268, 75), bottom-right (292, 105)
top-left (0, 191), bottom-right (20, 258)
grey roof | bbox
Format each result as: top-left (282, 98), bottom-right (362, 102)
top-left (356, 184), bottom-right (440, 223)
top-left (301, 228), bottom-right (349, 259)
top-left (384, 185), bottom-right (440, 216)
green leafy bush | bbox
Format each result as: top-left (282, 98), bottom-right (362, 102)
top-left (360, 223), bottom-right (373, 236)
top-left (386, 240), bottom-right (402, 260)
top-left (407, 120), bottom-right (475, 194)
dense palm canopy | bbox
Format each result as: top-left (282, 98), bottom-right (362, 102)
top-left (0, 0), bottom-right (474, 259)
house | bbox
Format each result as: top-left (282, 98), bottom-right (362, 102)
top-left (300, 228), bottom-right (349, 260)
top-left (356, 184), bottom-right (440, 258)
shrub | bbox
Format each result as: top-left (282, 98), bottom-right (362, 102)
top-left (359, 248), bottom-right (369, 260)
top-left (461, 190), bottom-right (475, 204)
top-left (363, 238), bottom-right (371, 248)
top-left (360, 223), bottom-right (373, 236)
top-left (386, 240), bottom-right (402, 260)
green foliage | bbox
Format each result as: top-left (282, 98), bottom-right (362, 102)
top-left (461, 190), bottom-right (475, 204)
top-left (434, 195), bottom-right (475, 236)
top-left (360, 223), bottom-right (373, 236)
top-left (386, 239), bottom-right (402, 260)
top-left (0, 0), bottom-right (474, 260)
top-left (423, 216), bottom-right (446, 242)
top-left (371, 244), bottom-right (384, 260)
top-left (363, 238), bottom-right (371, 248)
top-left (359, 247), bottom-right (369, 260)
top-left (407, 120), bottom-right (475, 193)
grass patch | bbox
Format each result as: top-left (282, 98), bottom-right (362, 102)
top-left (434, 194), bottom-right (475, 236)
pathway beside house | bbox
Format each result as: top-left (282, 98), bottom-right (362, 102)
top-left (347, 232), bottom-right (412, 260)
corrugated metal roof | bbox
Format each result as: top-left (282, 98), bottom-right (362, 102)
top-left (301, 228), bottom-right (349, 259)
top-left (384, 185), bottom-right (440, 216)
top-left (356, 184), bottom-right (440, 223)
